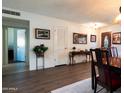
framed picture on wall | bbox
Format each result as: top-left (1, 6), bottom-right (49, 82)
top-left (73, 33), bottom-right (87, 44)
top-left (112, 32), bottom-right (121, 44)
top-left (90, 35), bottom-right (96, 42)
top-left (101, 32), bottom-right (111, 48)
top-left (35, 28), bottom-right (50, 39)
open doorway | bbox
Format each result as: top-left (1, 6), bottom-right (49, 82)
top-left (7, 27), bottom-right (26, 63)
top-left (2, 17), bottom-right (29, 75)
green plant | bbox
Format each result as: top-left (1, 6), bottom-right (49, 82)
top-left (33, 44), bottom-right (48, 53)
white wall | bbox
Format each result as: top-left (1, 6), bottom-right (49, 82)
top-left (98, 24), bottom-right (121, 57)
top-left (2, 7), bottom-right (98, 70)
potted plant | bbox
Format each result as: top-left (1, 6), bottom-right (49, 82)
top-left (33, 44), bottom-right (48, 57)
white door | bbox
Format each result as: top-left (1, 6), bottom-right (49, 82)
top-left (53, 26), bottom-right (68, 66)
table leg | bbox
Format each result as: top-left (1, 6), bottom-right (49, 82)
top-left (69, 55), bottom-right (71, 65)
top-left (72, 56), bottom-right (74, 65)
top-left (86, 54), bottom-right (87, 62)
top-left (43, 56), bottom-right (45, 70)
top-left (88, 54), bottom-right (90, 62)
top-left (36, 56), bottom-right (38, 70)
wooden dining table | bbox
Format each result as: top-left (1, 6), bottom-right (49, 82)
top-left (91, 57), bottom-right (121, 89)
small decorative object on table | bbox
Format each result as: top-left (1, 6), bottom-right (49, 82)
top-left (72, 46), bottom-right (76, 51)
top-left (33, 44), bottom-right (48, 70)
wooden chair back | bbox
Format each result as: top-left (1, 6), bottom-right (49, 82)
top-left (90, 48), bottom-right (112, 88)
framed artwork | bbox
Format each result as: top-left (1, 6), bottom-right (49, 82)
top-left (73, 33), bottom-right (87, 44)
top-left (35, 28), bottom-right (50, 39)
top-left (112, 32), bottom-right (121, 44)
top-left (101, 32), bottom-right (111, 48)
top-left (90, 35), bottom-right (96, 42)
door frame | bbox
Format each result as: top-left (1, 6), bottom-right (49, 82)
top-left (2, 25), bottom-right (30, 66)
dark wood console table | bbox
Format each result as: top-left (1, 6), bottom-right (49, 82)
top-left (69, 50), bottom-right (91, 65)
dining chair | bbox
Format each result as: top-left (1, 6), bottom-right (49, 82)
top-left (90, 48), bottom-right (121, 93)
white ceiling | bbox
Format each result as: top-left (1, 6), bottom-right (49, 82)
top-left (2, 0), bottom-right (120, 24)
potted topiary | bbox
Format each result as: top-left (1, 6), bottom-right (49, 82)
top-left (33, 44), bottom-right (48, 57)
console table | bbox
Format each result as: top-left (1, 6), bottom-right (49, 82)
top-left (69, 50), bottom-right (91, 65)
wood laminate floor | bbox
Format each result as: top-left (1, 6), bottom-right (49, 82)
top-left (2, 62), bottom-right (91, 93)
top-left (3, 63), bottom-right (29, 75)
